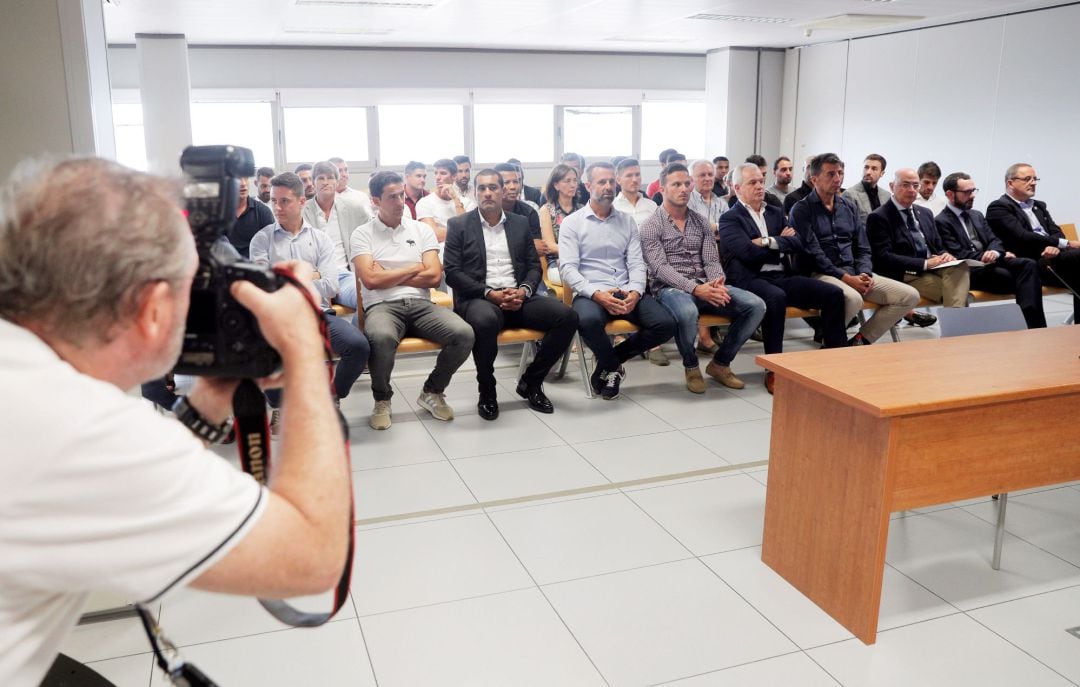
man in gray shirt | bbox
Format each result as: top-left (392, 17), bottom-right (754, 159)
top-left (767, 156), bottom-right (794, 202)
top-left (559, 162), bottom-right (675, 399)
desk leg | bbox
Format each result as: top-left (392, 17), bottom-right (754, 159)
top-left (761, 378), bottom-right (896, 644)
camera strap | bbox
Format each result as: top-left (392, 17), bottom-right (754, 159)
top-left (137, 604), bottom-right (220, 686)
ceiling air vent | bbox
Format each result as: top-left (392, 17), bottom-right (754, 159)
top-left (295, 0), bottom-right (435, 9)
top-left (687, 14), bottom-right (792, 24)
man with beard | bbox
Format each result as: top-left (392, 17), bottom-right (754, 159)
top-left (935, 172), bottom-right (1045, 328)
top-left (453, 155), bottom-right (472, 198)
top-left (767, 156), bottom-right (794, 203)
top-left (843, 153), bottom-right (890, 228)
top-left (415, 158), bottom-right (473, 249)
top-left (402, 161), bottom-right (429, 220)
top-left (782, 156), bottom-right (816, 215)
top-left (255, 166), bottom-right (274, 204)
top-left (226, 173), bottom-right (274, 259)
top-left (558, 162), bottom-right (675, 399)
top-left (293, 162), bottom-right (316, 200)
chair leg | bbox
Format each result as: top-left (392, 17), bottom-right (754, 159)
top-left (992, 492), bottom-right (1009, 571)
top-left (889, 324), bottom-right (901, 343)
top-left (518, 341), bottom-right (534, 380)
top-left (576, 334), bottom-right (595, 398)
top-left (1066, 313), bottom-right (1075, 325)
top-left (555, 344), bottom-right (571, 380)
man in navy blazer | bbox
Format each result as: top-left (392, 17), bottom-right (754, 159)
top-left (866, 168), bottom-right (970, 309)
top-left (718, 164), bottom-right (847, 370)
top-left (444, 169), bottom-right (578, 420)
top-left (935, 172), bottom-right (1045, 328)
top-left (986, 163), bottom-right (1080, 322)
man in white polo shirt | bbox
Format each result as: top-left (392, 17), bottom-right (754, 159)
top-left (415, 158), bottom-right (474, 249)
top-left (0, 158), bottom-right (351, 685)
top-left (352, 171), bottom-right (475, 430)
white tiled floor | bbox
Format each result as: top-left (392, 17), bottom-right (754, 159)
top-left (65, 296), bottom-right (1080, 686)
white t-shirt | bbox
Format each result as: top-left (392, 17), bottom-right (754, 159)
top-left (350, 215), bottom-right (440, 308)
top-left (414, 193), bottom-right (474, 234)
top-left (0, 319), bottom-right (266, 686)
top-left (613, 193), bottom-right (658, 227)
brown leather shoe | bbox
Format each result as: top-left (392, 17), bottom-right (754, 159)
top-left (685, 367), bottom-right (706, 394)
top-left (705, 361), bottom-right (745, 389)
top-left (764, 371), bottom-right (775, 395)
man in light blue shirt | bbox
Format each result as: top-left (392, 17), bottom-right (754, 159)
top-left (559, 162), bottom-right (675, 400)
top-left (250, 172), bottom-right (369, 430)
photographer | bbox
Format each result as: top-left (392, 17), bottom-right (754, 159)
top-left (0, 158), bottom-right (351, 685)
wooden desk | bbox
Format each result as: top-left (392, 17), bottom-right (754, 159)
top-left (756, 327), bottom-right (1080, 644)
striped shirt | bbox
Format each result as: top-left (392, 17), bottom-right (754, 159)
top-left (639, 206), bottom-right (725, 294)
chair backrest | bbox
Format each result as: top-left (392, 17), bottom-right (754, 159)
top-left (1061, 223), bottom-right (1077, 242)
top-left (938, 303), bottom-right (1027, 338)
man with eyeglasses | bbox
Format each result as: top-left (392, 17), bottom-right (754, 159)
top-left (867, 168), bottom-right (970, 312)
top-left (935, 172), bottom-right (1045, 328)
top-left (987, 163), bottom-right (1080, 322)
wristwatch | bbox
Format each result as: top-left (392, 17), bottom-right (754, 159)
top-left (172, 395), bottom-right (232, 444)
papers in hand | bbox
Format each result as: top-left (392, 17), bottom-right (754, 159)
top-left (931, 258), bottom-right (985, 269)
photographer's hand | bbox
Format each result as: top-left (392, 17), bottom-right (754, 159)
top-left (231, 261), bottom-right (324, 359)
top-left (187, 378), bottom-right (240, 425)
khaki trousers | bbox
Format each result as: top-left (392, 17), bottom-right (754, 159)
top-left (903, 264), bottom-right (971, 309)
top-left (814, 273), bottom-right (920, 343)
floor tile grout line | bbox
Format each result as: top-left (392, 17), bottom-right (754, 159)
top-left (959, 579), bottom-right (1080, 614)
top-left (537, 556), bottom-right (700, 590)
top-left (964, 612), bottom-right (1080, 686)
top-left (479, 508), bottom-right (613, 687)
top-left (347, 589), bottom-right (381, 687)
top-left (639, 649), bottom-right (815, 687)
top-left (355, 585), bottom-right (539, 621)
top-left (354, 459), bottom-right (768, 526)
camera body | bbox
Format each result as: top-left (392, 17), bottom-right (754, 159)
top-left (174, 145), bottom-right (284, 378)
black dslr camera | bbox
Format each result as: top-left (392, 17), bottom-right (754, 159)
top-left (174, 145), bottom-right (284, 378)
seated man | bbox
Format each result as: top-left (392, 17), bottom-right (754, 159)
top-left (640, 162), bottom-right (766, 393)
top-left (867, 168), bottom-right (970, 310)
top-left (789, 153), bottom-right (920, 345)
top-left (987, 163), bottom-right (1080, 323)
top-left (443, 169), bottom-right (579, 420)
top-left (494, 162), bottom-right (543, 250)
top-left (415, 158), bottom-right (474, 250)
top-left (558, 162), bottom-right (675, 399)
top-left (301, 160), bottom-right (371, 310)
top-left (719, 163), bottom-right (847, 392)
top-left (936, 172), bottom-right (1045, 329)
top-left (226, 173), bottom-right (274, 259)
top-left (352, 172), bottom-right (475, 430)
top-left (251, 172), bottom-right (370, 431)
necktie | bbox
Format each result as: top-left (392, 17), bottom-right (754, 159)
top-left (960, 210), bottom-right (983, 252)
top-left (903, 208), bottom-right (929, 257)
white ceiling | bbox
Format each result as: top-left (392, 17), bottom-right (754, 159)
top-left (102, 0), bottom-right (1070, 54)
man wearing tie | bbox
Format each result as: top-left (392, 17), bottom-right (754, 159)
top-left (935, 172), bottom-right (1045, 329)
top-left (866, 168), bottom-right (970, 310)
top-left (986, 163), bottom-right (1080, 323)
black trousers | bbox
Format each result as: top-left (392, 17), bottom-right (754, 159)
top-left (746, 271), bottom-right (848, 352)
top-left (970, 257), bottom-right (1046, 329)
top-left (1039, 249), bottom-right (1080, 322)
top-left (459, 296), bottom-right (579, 396)
top-left (572, 294), bottom-right (676, 373)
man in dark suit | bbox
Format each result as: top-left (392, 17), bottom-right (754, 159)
top-left (986, 163), bottom-right (1080, 322)
top-left (719, 163), bottom-right (847, 392)
top-left (935, 172), bottom-right (1046, 329)
top-left (443, 169), bottom-right (579, 420)
top-left (867, 168), bottom-right (970, 309)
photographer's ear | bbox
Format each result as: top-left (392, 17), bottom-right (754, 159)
top-left (133, 281), bottom-right (177, 344)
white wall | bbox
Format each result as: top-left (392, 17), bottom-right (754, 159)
top-left (107, 46), bottom-right (705, 91)
top-left (789, 3), bottom-right (1080, 223)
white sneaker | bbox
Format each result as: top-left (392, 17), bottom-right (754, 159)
top-left (369, 400), bottom-right (392, 430)
top-left (417, 391), bottom-right (454, 421)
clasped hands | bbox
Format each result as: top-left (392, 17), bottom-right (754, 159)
top-left (592, 288), bottom-right (640, 315)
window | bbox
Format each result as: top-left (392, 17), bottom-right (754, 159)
top-left (283, 107), bottom-right (369, 163)
top-left (562, 106), bottom-right (632, 158)
top-left (191, 102), bottom-right (275, 170)
top-left (112, 103), bottom-right (147, 171)
top-left (641, 101), bottom-right (706, 162)
top-left (473, 104), bottom-right (554, 164)
top-left (377, 104), bottom-right (464, 167)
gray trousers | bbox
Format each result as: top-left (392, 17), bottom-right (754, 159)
top-left (364, 298), bottom-right (475, 401)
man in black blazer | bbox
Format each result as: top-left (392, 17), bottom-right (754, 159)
top-left (867, 168), bottom-right (970, 309)
top-left (986, 163), bottom-right (1080, 322)
top-left (936, 172), bottom-right (1045, 328)
top-left (718, 164), bottom-right (847, 373)
top-left (443, 169), bottom-right (578, 420)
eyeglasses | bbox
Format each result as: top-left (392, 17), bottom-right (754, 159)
top-left (1009, 176), bottom-right (1040, 183)
top-left (954, 188), bottom-right (979, 195)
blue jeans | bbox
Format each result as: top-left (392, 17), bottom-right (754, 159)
top-left (654, 286), bottom-right (766, 368)
top-left (336, 272), bottom-right (357, 310)
top-left (267, 312), bottom-right (370, 408)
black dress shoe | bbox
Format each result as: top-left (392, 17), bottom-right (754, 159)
top-left (515, 380), bottom-right (554, 413)
top-left (903, 311), bottom-right (937, 327)
top-left (477, 397), bottom-right (500, 421)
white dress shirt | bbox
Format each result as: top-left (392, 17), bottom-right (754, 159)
top-left (482, 211), bottom-right (516, 289)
